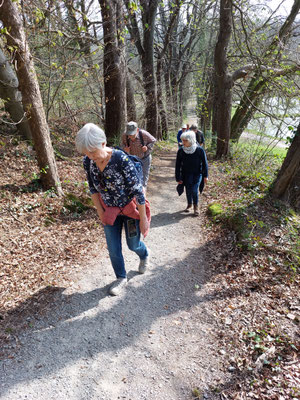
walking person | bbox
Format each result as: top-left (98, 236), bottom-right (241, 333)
top-left (175, 130), bottom-right (208, 216)
top-left (76, 123), bottom-right (151, 296)
top-left (122, 121), bottom-right (156, 188)
top-left (177, 123), bottom-right (187, 148)
top-left (190, 124), bottom-right (205, 147)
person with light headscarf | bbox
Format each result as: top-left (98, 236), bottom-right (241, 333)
top-left (175, 130), bottom-right (208, 216)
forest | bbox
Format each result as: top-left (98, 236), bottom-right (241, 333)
top-left (0, 0), bottom-right (299, 399)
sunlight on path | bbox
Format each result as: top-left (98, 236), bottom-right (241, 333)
top-left (185, 95), bottom-right (198, 126)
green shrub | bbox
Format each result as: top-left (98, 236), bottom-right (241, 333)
top-left (207, 202), bottom-right (223, 217)
top-left (63, 193), bottom-right (92, 214)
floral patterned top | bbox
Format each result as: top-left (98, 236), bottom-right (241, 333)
top-left (83, 149), bottom-right (145, 207)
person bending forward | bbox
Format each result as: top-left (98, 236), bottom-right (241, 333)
top-left (76, 123), bottom-right (150, 296)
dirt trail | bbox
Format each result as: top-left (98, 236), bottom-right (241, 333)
top-left (185, 97), bottom-right (198, 127)
top-left (0, 151), bottom-right (226, 400)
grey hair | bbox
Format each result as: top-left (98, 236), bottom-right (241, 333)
top-left (180, 130), bottom-right (196, 145)
top-left (75, 123), bottom-right (106, 153)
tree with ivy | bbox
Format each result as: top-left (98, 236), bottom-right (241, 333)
top-left (98, 0), bottom-right (126, 143)
top-left (0, 0), bottom-right (63, 194)
top-left (0, 46), bottom-right (32, 140)
top-left (213, 0), bottom-right (233, 158)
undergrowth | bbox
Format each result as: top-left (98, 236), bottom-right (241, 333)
top-left (207, 141), bottom-right (299, 272)
top-left (204, 139), bottom-right (299, 399)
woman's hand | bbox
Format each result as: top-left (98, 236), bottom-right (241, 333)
top-left (137, 203), bottom-right (149, 238)
top-left (139, 215), bottom-right (149, 238)
top-left (98, 209), bottom-right (106, 225)
top-left (141, 145), bottom-right (148, 152)
top-left (178, 180), bottom-right (183, 184)
top-left (91, 193), bottom-right (106, 225)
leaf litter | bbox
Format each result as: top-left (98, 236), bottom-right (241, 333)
top-left (0, 125), bottom-right (299, 399)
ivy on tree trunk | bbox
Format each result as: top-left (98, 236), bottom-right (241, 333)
top-left (0, 0), bottom-right (63, 195)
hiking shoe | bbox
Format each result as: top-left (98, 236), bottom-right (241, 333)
top-left (138, 253), bottom-right (150, 274)
top-left (184, 204), bottom-right (192, 213)
top-left (108, 278), bottom-right (127, 296)
top-left (194, 205), bottom-right (199, 216)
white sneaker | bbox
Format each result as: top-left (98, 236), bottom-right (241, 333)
top-left (139, 252), bottom-right (150, 274)
top-left (108, 278), bottom-right (127, 296)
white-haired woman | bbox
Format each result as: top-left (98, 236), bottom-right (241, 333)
top-left (175, 130), bottom-right (208, 216)
top-left (75, 123), bottom-right (150, 296)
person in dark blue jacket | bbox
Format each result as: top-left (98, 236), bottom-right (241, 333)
top-left (175, 130), bottom-right (208, 216)
top-left (177, 123), bottom-right (187, 148)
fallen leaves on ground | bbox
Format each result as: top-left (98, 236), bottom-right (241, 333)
top-left (199, 161), bottom-right (299, 399)
top-left (0, 128), bottom-right (299, 399)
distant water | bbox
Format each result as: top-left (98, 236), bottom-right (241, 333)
top-left (248, 99), bottom-right (299, 140)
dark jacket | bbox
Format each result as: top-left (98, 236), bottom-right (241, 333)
top-left (175, 146), bottom-right (208, 184)
top-left (195, 130), bottom-right (205, 145)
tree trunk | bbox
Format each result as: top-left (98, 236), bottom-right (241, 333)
top-left (155, 0), bottom-right (182, 139)
top-left (213, 0), bottom-right (233, 158)
top-left (126, 77), bottom-right (137, 122)
top-left (230, 75), bottom-right (266, 141)
top-left (140, 1), bottom-right (158, 136)
top-left (156, 58), bottom-right (168, 140)
top-left (197, 1), bottom-right (217, 133)
top-left (0, 0), bottom-right (62, 194)
top-left (141, 53), bottom-right (157, 136)
top-left (124, 0), bottom-right (158, 137)
top-left (0, 47), bottom-right (32, 140)
top-left (199, 81), bottom-right (213, 134)
top-left (272, 123), bottom-right (300, 210)
top-left (164, 63), bottom-right (172, 114)
top-left (98, 0), bottom-right (126, 143)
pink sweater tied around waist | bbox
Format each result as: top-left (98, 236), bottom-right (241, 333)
top-left (99, 195), bottom-right (151, 235)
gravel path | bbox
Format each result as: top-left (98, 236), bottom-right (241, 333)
top-left (0, 151), bottom-right (225, 400)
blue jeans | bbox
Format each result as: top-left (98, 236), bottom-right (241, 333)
top-left (141, 154), bottom-right (151, 187)
top-left (103, 216), bottom-right (148, 278)
top-left (185, 176), bottom-right (202, 205)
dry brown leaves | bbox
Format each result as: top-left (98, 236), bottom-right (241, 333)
top-left (0, 129), bottom-right (105, 337)
top-left (198, 160), bottom-right (300, 399)
top-left (0, 133), bottom-right (299, 399)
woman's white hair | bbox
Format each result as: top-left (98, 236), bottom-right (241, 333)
top-left (180, 130), bottom-right (196, 145)
top-left (75, 123), bottom-right (106, 153)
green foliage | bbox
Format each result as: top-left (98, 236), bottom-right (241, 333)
top-left (33, 7), bottom-right (45, 24)
top-left (282, 210), bottom-right (300, 274)
top-left (62, 193), bottom-right (92, 215)
top-left (244, 324), bottom-right (299, 384)
top-left (207, 141), bottom-right (300, 267)
top-left (207, 203), bottom-right (223, 217)
top-left (152, 136), bottom-right (176, 154)
top-left (128, 1), bottom-right (138, 11)
top-left (191, 388), bottom-right (202, 399)
top-left (231, 140), bottom-right (287, 170)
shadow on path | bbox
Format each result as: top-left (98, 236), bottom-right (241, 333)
top-left (151, 211), bottom-right (193, 228)
top-left (0, 240), bottom-right (219, 396)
